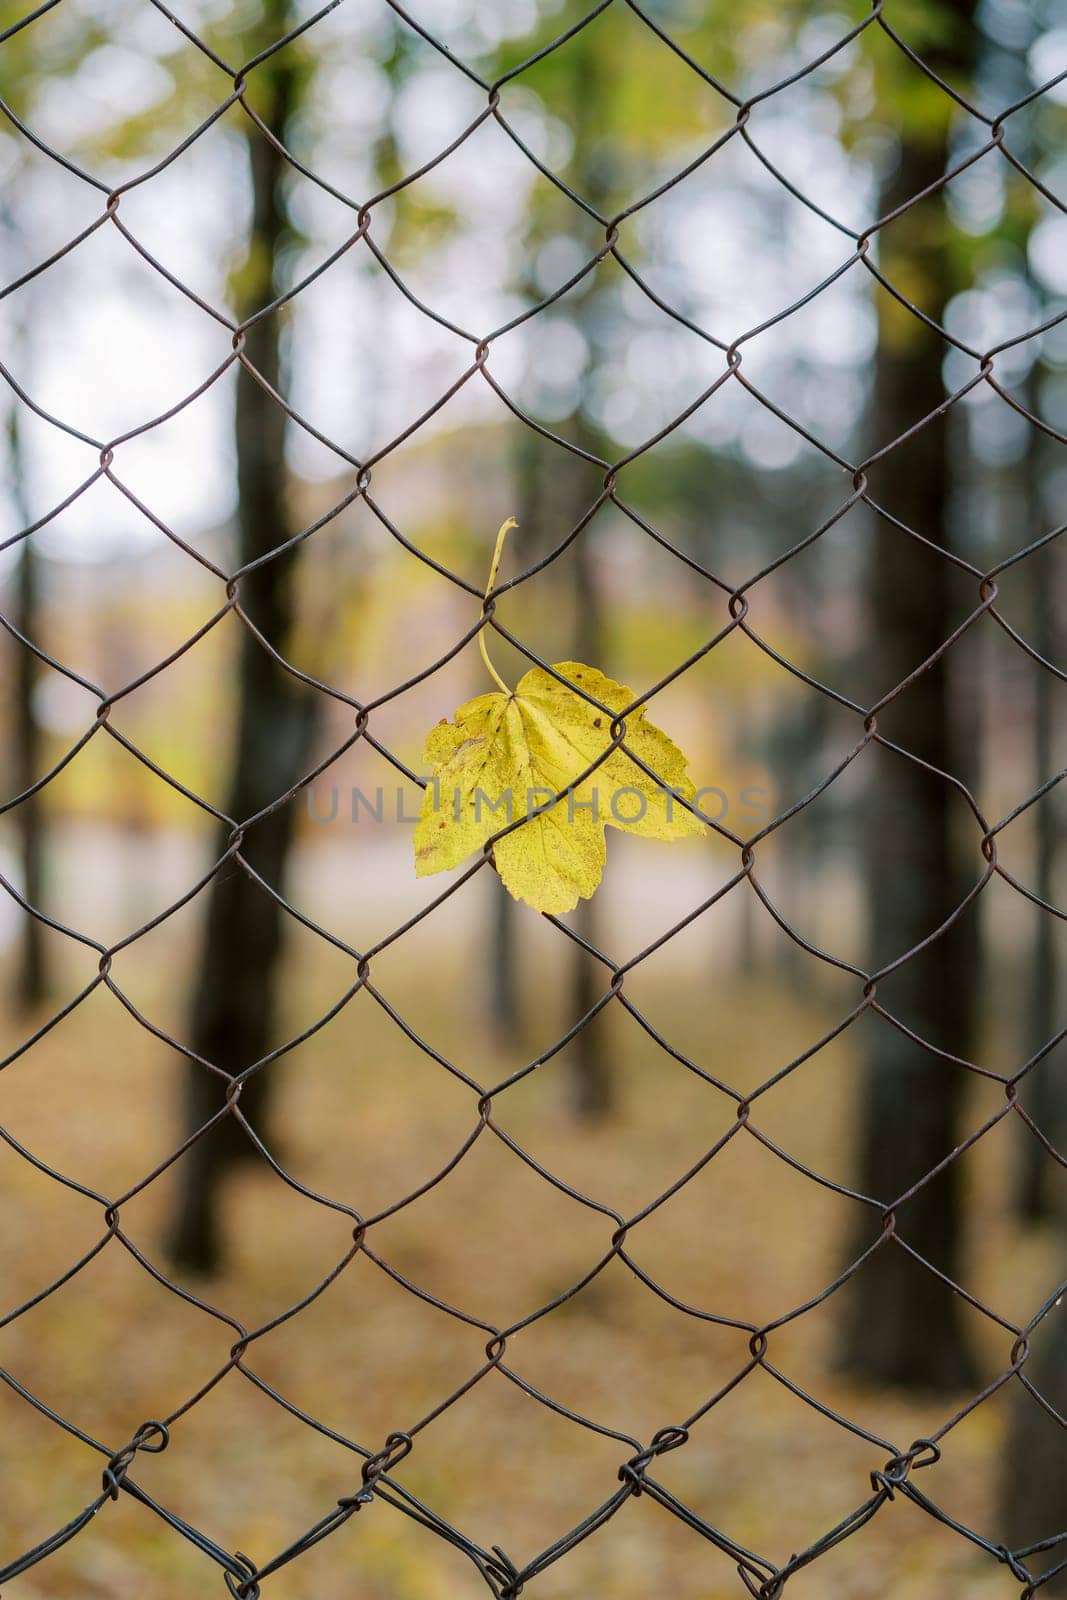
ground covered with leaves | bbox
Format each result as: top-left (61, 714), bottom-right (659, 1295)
top-left (0, 913), bottom-right (1052, 1600)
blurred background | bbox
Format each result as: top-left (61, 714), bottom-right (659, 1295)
top-left (1, 0), bottom-right (1065, 1593)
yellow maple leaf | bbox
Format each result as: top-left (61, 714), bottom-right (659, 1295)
top-left (413, 520), bottom-right (703, 914)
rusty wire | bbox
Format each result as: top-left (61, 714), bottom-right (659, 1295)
top-left (0, 0), bottom-right (1065, 1595)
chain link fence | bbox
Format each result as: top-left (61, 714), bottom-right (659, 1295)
top-left (1, 0), bottom-right (1065, 1595)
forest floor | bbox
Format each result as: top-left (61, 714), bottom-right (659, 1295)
top-left (0, 905), bottom-right (1057, 1600)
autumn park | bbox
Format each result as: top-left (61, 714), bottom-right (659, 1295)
top-left (0, 0), bottom-right (1065, 1595)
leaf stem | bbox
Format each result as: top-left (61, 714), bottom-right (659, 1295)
top-left (479, 517), bottom-right (517, 695)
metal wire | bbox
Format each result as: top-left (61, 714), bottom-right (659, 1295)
top-left (0, 0), bottom-right (1065, 1595)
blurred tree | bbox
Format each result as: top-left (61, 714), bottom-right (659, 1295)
top-left (1003, 1294), bottom-right (1067, 1592)
top-left (0, 3), bottom-right (98, 1011)
top-left (568, 539), bottom-right (612, 1118)
top-left (524, 29), bottom-right (616, 1116)
top-left (1008, 71), bottom-right (1064, 1220)
top-left (838, 0), bottom-right (983, 1389)
top-left (0, 1), bottom-right (252, 1018)
top-left (999, 9), bottom-right (1067, 1568)
top-left (491, 10), bottom-right (689, 1110)
top-left (489, 876), bottom-right (521, 1041)
top-left (564, 37), bottom-right (620, 1119)
top-left (488, 434), bottom-right (540, 1047)
top-left (6, 397), bottom-right (46, 1011)
top-left (1021, 332), bottom-right (1066, 1238)
top-left (1017, 550), bottom-right (1062, 1219)
top-left (1005, 617), bottom-right (1067, 1577)
top-left (494, 422), bottom-right (611, 1104)
top-left (168, 3), bottom-right (319, 1271)
top-left (0, 2), bottom-right (263, 1019)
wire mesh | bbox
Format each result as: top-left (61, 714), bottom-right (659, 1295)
top-left (0, 0), bottom-right (1065, 1595)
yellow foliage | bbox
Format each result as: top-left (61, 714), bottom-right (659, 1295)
top-left (413, 522), bottom-right (703, 913)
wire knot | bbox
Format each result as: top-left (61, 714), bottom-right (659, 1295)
top-left (224, 1551), bottom-right (261, 1599)
top-left (870, 1437), bottom-right (939, 1498)
top-left (101, 1420), bottom-right (169, 1500)
top-left (361, 1431), bottom-right (413, 1487)
top-left (619, 1425), bottom-right (689, 1495)
top-left (491, 1544), bottom-right (523, 1597)
top-left (336, 1488), bottom-right (374, 1513)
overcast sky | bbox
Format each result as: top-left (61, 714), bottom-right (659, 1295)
top-left (1, 0), bottom-right (1064, 571)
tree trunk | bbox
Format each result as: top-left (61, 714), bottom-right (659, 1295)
top-left (168, 18), bottom-right (318, 1272)
top-left (489, 878), bottom-right (521, 1045)
top-left (838, 1), bottom-right (981, 1389)
top-left (499, 424), bottom-right (613, 1111)
top-left (563, 41), bottom-right (615, 1120)
top-left (8, 404), bottom-right (47, 1012)
top-left (1003, 1301), bottom-right (1067, 1592)
top-left (487, 432), bottom-right (545, 1048)
top-left (997, 17), bottom-right (1067, 1571)
top-left (1003, 545), bottom-right (1067, 1582)
top-left (567, 487), bottom-right (613, 1119)
top-left (1016, 475), bottom-right (1061, 1219)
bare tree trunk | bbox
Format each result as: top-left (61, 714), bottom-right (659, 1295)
top-left (489, 878), bottom-right (521, 1044)
top-left (838, 0), bottom-right (981, 1389)
top-left (1017, 491), bottom-right (1061, 1218)
top-left (567, 492), bottom-right (613, 1118)
top-left (8, 405), bottom-right (47, 1011)
top-left (498, 424), bottom-right (612, 1108)
top-left (487, 432), bottom-right (544, 1048)
top-left (561, 40), bottom-right (616, 1120)
top-left (1003, 543), bottom-right (1067, 1579)
top-left (168, 17), bottom-right (318, 1272)
top-left (1003, 311), bottom-right (1065, 1588)
top-left (1003, 1298), bottom-right (1067, 1591)
top-left (996, 15), bottom-right (1067, 1568)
